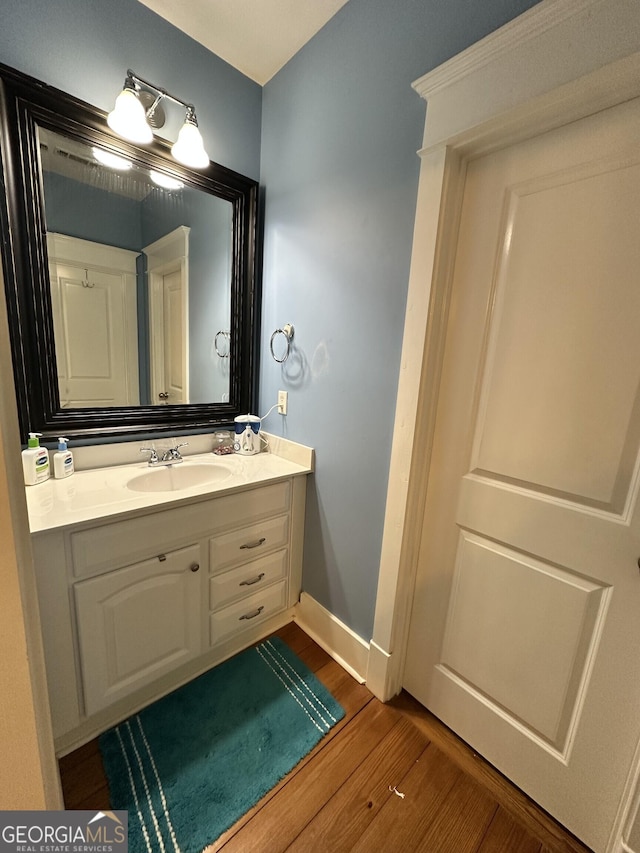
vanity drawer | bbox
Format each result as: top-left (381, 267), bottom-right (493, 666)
top-left (210, 581), bottom-right (287, 646)
top-left (70, 480), bottom-right (291, 578)
top-left (210, 514), bottom-right (289, 573)
top-left (209, 549), bottom-right (288, 611)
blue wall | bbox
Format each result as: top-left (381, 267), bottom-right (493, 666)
top-left (43, 172), bottom-right (143, 250)
top-left (0, 0), bottom-right (541, 642)
top-left (259, 0), bottom-right (541, 640)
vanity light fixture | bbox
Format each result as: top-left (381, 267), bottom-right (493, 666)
top-left (108, 70), bottom-right (210, 169)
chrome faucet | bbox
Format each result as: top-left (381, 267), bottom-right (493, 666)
top-left (140, 443), bottom-right (188, 466)
top-left (161, 443), bottom-right (188, 464)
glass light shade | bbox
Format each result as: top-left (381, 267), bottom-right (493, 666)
top-left (171, 120), bottom-right (209, 169)
top-left (107, 88), bottom-right (153, 144)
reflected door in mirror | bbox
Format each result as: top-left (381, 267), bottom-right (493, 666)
top-left (48, 235), bottom-right (139, 407)
top-left (146, 227), bottom-right (189, 405)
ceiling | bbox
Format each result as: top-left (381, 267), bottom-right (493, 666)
top-left (137, 0), bottom-right (351, 86)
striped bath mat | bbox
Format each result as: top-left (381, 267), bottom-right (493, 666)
top-left (99, 636), bottom-right (345, 853)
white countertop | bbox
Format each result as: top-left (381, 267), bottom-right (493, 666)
top-left (27, 448), bottom-right (312, 534)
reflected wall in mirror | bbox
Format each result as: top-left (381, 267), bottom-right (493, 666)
top-left (0, 63), bottom-right (260, 441)
top-left (40, 127), bottom-right (233, 408)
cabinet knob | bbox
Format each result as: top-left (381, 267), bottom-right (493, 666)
top-left (190, 563), bottom-right (200, 572)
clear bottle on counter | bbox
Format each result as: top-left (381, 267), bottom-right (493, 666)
top-left (212, 430), bottom-right (235, 455)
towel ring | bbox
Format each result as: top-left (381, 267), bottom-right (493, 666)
top-left (269, 323), bottom-right (294, 363)
top-left (214, 330), bottom-right (231, 358)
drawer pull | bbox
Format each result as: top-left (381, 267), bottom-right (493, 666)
top-left (240, 537), bottom-right (266, 550)
top-left (158, 554), bottom-right (167, 562)
top-left (239, 572), bottom-right (265, 587)
top-left (239, 606), bottom-right (265, 621)
top-left (190, 563), bottom-right (200, 573)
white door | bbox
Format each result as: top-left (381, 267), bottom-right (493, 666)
top-left (403, 96), bottom-right (640, 852)
top-left (47, 234), bottom-right (139, 407)
top-left (162, 267), bottom-right (185, 403)
top-left (50, 263), bottom-right (136, 407)
top-left (149, 263), bottom-right (188, 405)
top-left (145, 227), bottom-right (189, 405)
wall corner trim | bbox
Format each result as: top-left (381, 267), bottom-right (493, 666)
top-left (366, 641), bottom-right (401, 703)
top-left (294, 593), bottom-right (369, 684)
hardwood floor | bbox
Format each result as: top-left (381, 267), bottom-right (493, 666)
top-left (59, 623), bottom-right (593, 852)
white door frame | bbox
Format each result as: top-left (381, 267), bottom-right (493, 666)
top-left (368, 0), bottom-right (640, 845)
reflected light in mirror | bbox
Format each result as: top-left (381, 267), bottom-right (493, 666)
top-left (92, 147), bottom-right (133, 171)
top-left (150, 170), bottom-right (184, 190)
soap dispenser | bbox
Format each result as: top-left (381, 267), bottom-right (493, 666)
top-left (53, 437), bottom-right (74, 479)
top-left (22, 432), bottom-right (50, 485)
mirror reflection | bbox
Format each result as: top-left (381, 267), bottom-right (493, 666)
top-left (39, 126), bottom-right (233, 408)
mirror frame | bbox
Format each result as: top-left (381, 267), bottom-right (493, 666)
top-left (0, 62), bottom-right (261, 442)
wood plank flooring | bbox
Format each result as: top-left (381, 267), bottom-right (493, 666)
top-left (59, 623), bottom-right (593, 852)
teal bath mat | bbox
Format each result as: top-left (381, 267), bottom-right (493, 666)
top-left (99, 636), bottom-right (344, 853)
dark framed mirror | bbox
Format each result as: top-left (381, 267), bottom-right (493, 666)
top-left (0, 63), bottom-right (260, 442)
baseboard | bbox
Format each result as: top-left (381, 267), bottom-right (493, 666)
top-left (294, 593), bottom-right (369, 684)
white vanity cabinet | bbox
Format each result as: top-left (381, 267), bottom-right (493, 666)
top-left (31, 474), bottom-right (306, 754)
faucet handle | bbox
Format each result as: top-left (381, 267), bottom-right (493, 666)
top-left (162, 442), bottom-right (188, 462)
top-left (140, 447), bottom-right (159, 464)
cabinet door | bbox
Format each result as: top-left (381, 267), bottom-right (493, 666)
top-left (75, 545), bottom-right (202, 716)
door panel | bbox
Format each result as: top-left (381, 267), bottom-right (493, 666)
top-left (471, 159), bottom-right (640, 509)
top-left (440, 531), bottom-right (608, 752)
top-left (164, 268), bottom-right (185, 403)
top-left (149, 262), bottom-right (187, 404)
top-left (404, 96), bottom-right (640, 852)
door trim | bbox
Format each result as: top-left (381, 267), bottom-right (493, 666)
top-left (369, 1), bottom-right (640, 846)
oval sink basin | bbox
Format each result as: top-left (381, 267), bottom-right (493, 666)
top-left (127, 463), bottom-right (232, 493)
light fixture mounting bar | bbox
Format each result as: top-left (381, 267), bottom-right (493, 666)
top-left (127, 70), bottom-right (195, 115)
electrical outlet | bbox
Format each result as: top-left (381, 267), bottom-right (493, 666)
top-left (277, 390), bottom-right (288, 415)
